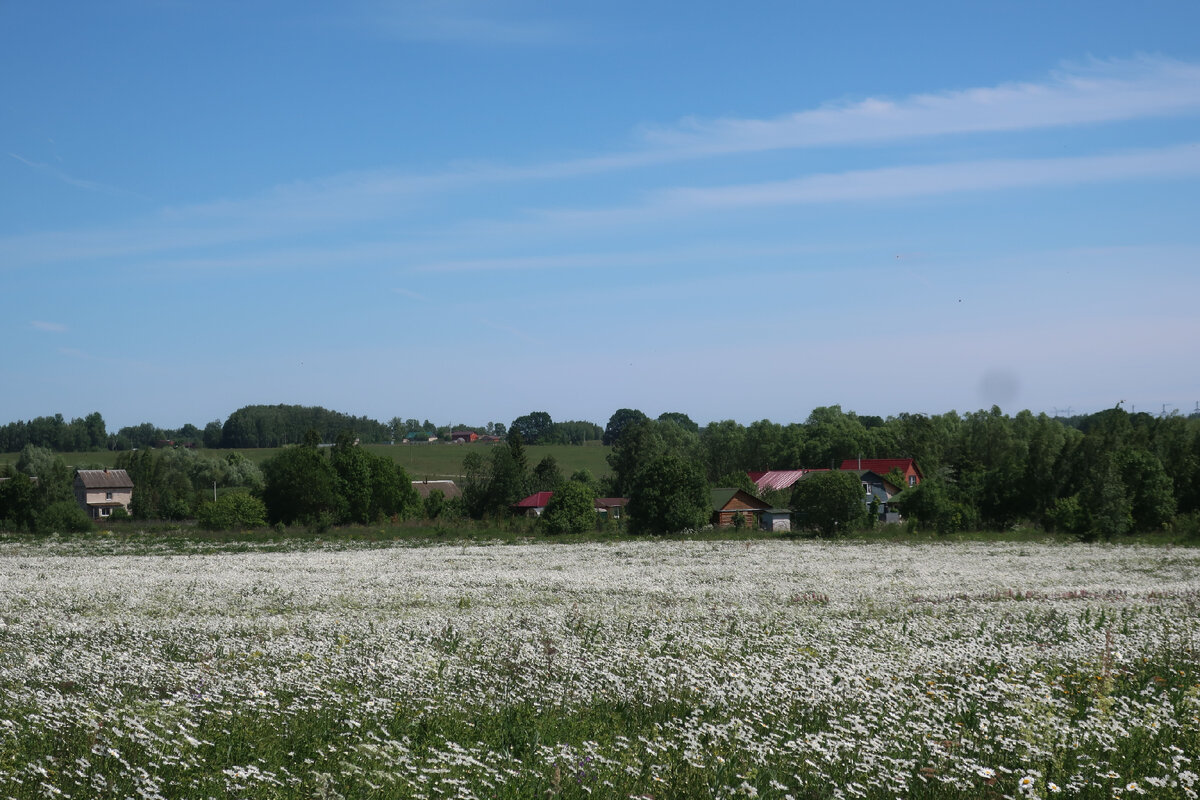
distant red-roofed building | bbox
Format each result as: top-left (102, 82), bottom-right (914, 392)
top-left (513, 491), bottom-right (556, 517)
top-left (838, 458), bottom-right (923, 487)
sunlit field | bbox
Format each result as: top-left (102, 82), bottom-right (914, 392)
top-left (1, 538), bottom-right (1197, 799)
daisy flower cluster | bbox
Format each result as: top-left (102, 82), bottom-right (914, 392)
top-left (0, 538), bottom-right (1196, 798)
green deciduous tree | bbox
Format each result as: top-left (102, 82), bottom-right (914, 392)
top-left (603, 408), bottom-right (649, 446)
top-left (790, 470), bottom-right (867, 536)
top-left (628, 454), bottom-right (709, 535)
top-left (0, 470), bottom-right (37, 532)
top-left (261, 444), bottom-right (344, 525)
top-left (509, 412), bottom-right (553, 444)
top-left (531, 455), bottom-right (563, 493)
top-left (543, 480), bottom-right (597, 535)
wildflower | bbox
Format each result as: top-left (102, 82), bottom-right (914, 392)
top-left (978, 768), bottom-right (997, 779)
top-left (1048, 783), bottom-right (1061, 793)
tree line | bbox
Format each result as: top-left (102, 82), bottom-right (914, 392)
top-left (0, 406), bottom-right (600, 452)
top-left (4, 402), bottom-right (1199, 538)
top-left (590, 405), bottom-right (1200, 538)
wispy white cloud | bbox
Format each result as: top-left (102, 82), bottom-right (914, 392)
top-left (639, 56), bottom-right (1200, 155)
top-left (9, 152), bottom-right (138, 197)
top-left (652, 142), bottom-right (1200, 210)
top-left (3, 58), bottom-right (1198, 273)
top-left (524, 142), bottom-right (1200, 230)
top-left (31, 320), bottom-right (68, 333)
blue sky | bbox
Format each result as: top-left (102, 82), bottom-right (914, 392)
top-left (4, 1), bottom-right (1200, 431)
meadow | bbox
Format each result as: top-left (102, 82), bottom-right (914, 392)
top-left (0, 537), bottom-right (1197, 799)
top-left (0, 442), bottom-right (613, 481)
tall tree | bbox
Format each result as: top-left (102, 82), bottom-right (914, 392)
top-left (543, 479), bottom-right (597, 535)
top-left (627, 453), bottom-right (710, 535)
top-left (509, 412), bottom-right (553, 444)
top-left (603, 408), bottom-right (649, 446)
top-left (790, 471), bottom-right (867, 536)
top-left (261, 443), bottom-right (344, 525)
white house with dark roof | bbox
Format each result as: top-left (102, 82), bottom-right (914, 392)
top-left (74, 469), bottom-right (134, 519)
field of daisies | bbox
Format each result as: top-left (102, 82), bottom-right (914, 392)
top-left (0, 537), bottom-right (1197, 800)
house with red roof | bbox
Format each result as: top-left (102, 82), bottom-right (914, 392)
top-left (513, 491), bottom-right (631, 520)
top-left (838, 458), bottom-right (922, 487)
top-left (513, 491), bottom-right (556, 516)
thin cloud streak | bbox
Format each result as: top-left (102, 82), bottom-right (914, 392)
top-left (546, 142), bottom-right (1200, 224)
top-left (641, 57), bottom-right (1200, 154)
top-left (10, 152), bottom-right (139, 197)
top-left (31, 321), bottom-right (68, 333)
top-left (2, 59), bottom-right (1198, 271)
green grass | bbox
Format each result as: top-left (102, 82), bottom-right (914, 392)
top-left (0, 442), bottom-right (614, 480)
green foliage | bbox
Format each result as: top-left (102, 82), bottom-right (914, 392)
top-left (117, 447), bottom-right (263, 521)
top-left (36, 500), bottom-right (94, 534)
top-left (603, 408), bottom-right (649, 446)
top-left (1046, 494), bottom-right (1087, 534)
top-left (542, 419), bottom-right (603, 445)
top-left (460, 438), bottom-right (531, 519)
top-left (261, 445), bottom-right (344, 525)
top-left (700, 420), bottom-right (747, 482)
top-left (262, 435), bottom-right (419, 527)
top-left (542, 480), bottom-right (597, 534)
top-left (715, 470), bottom-right (759, 497)
top-left (0, 470), bottom-right (37, 531)
top-left (424, 489), bottom-right (446, 519)
top-left (0, 411), bottom-right (107, 452)
top-left (892, 477), bottom-right (976, 535)
top-left (197, 492), bottom-right (268, 530)
top-left (790, 470), bottom-right (867, 536)
top-left (656, 411), bottom-right (698, 433)
top-left (530, 455), bottom-right (563, 493)
top-left (627, 454), bottom-right (709, 534)
top-left (222, 404), bottom-right (391, 448)
top-left (508, 411), bottom-right (553, 444)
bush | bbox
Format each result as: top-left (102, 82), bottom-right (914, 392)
top-left (543, 480), bottom-right (597, 535)
top-left (790, 471), bottom-right (866, 536)
top-left (36, 501), bottom-right (94, 534)
top-left (197, 492), bottom-right (268, 530)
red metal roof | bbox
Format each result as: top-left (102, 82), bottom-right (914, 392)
top-left (838, 458), bottom-right (921, 477)
top-left (749, 469), bottom-right (827, 491)
top-left (513, 491), bottom-right (555, 508)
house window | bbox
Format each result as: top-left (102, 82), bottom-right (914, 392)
top-left (100, 507), bottom-right (111, 517)
top-left (909, 475), bottom-right (916, 487)
top-left (106, 491), bottom-right (113, 500)
top-left (862, 482), bottom-right (870, 494)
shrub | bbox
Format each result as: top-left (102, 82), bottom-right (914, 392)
top-left (36, 501), bottom-right (94, 534)
top-left (197, 492), bottom-right (268, 530)
top-left (543, 480), bottom-right (597, 535)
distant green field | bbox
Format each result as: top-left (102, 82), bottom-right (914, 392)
top-left (1, 442), bottom-right (613, 480)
